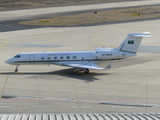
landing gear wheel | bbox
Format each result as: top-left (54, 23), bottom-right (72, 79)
top-left (15, 65), bottom-right (20, 72)
top-left (15, 69), bottom-right (18, 72)
top-left (84, 69), bottom-right (89, 74)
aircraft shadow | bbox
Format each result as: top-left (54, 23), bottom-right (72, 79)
top-left (0, 68), bottom-right (112, 82)
top-left (51, 68), bottom-right (111, 82)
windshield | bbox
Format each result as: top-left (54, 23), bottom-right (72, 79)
top-left (14, 55), bottom-right (20, 58)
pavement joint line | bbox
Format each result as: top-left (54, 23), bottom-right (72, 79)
top-left (72, 79), bottom-right (81, 112)
top-left (2, 94), bottom-right (160, 108)
top-left (133, 28), bottom-right (152, 32)
top-left (92, 28), bottom-right (152, 48)
top-left (0, 106), bottom-right (12, 107)
top-left (36, 75), bottom-right (40, 99)
top-left (0, 25), bottom-right (151, 49)
top-left (48, 33), bottom-right (112, 43)
top-left (92, 37), bottom-right (117, 47)
top-left (35, 35), bottom-right (93, 44)
top-left (86, 82), bottom-right (96, 112)
top-left (0, 36), bottom-right (8, 47)
top-left (0, 75), bottom-right (9, 99)
top-left (107, 71), bottom-right (160, 73)
top-left (30, 32), bottom-right (115, 44)
top-left (39, 30), bottom-right (138, 46)
top-left (32, 106), bottom-right (53, 107)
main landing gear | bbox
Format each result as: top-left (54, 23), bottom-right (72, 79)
top-left (15, 65), bottom-right (20, 72)
top-left (83, 68), bottom-right (89, 74)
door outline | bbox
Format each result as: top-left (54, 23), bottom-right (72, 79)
top-left (82, 57), bottom-right (84, 62)
top-left (29, 55), bottom-right (35, 63)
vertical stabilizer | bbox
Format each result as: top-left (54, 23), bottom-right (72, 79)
top-left (117, 32), bottom-right (151, 53)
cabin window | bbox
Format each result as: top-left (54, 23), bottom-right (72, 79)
top-left (41, 57), bottom-right (44, 60)
top-left (73, 56), bottom-right (77, 59)
top-left (60, 56), bottom-right (63, 59)
top-left (14, 55), bottom-right (20, 58)
top-left (47, 57), bottom-right (51, 60)
top-left (66, 56), bottom-right (70, 59)
top-left (54, 57), bottom-right (57, 59)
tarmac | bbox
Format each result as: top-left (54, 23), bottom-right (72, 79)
top-left (0, 0), bottom-right (160, 114)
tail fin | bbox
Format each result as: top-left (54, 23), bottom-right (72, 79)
top-left (116, 32), bottom-right (151, 53)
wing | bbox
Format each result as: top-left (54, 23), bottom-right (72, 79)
top-left (61, 63), bottom-right (107, 70)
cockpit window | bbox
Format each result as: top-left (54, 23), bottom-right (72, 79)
top-left (14, 55), bottom-right (20, 58)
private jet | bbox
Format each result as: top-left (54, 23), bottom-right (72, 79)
top-left (5, 32), bottom-right (151, 73)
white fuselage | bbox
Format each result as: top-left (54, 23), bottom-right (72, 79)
top-left (4, 32), bottom-right (150, 73)
top-left (5, 49), bottom-right (136, 66)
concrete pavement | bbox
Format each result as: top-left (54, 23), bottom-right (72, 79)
top-left (0, 18), bottom-right (160, 113)
top-left (0, 0), bottom-right (160, 21)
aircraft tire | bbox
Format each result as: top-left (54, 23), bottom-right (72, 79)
top-left (15, 69), bottom-right (18, 72)
top-left (85, 69), bottom-right (89, 74)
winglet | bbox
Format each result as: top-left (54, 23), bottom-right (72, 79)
top-left (104, 61), bottom-right (113, 70)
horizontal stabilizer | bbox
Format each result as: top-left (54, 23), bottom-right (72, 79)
top-left (128, 32), bottom-right (151, 37)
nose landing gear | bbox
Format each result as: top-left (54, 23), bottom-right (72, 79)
top-left (15, 65), bottom-right (20, 72)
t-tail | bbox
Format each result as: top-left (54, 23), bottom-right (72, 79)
top-left (116, 32), bottom-right (151, 53)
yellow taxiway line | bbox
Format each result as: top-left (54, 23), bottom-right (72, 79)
top-left (0, 36), bottom-right (8, 47)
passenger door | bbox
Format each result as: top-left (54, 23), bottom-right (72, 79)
top-left (29, 55), bottom-right (35, 63)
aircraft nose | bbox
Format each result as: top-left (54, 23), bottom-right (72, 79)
top-left (5, 59), bottom-right (12, 64)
